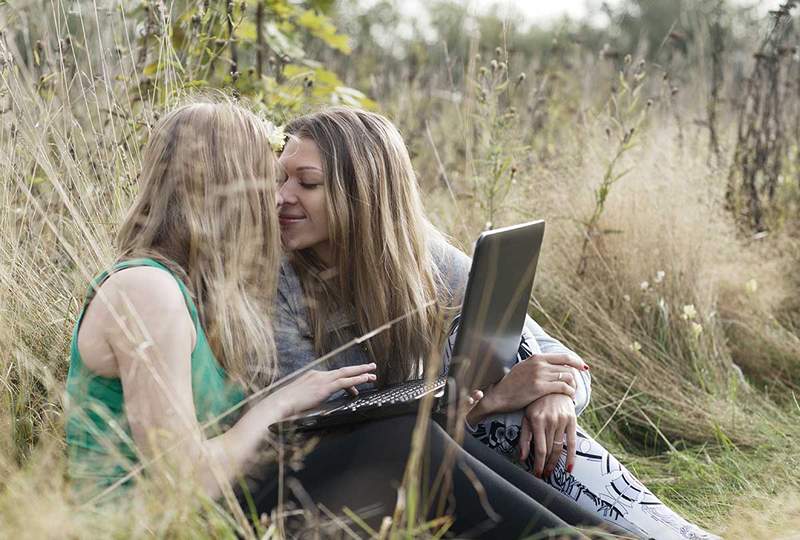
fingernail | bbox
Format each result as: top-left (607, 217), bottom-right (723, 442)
top-left (582, 365), bottom-right (590, 371)
top-left (567, 464), bottom-right (574, 474)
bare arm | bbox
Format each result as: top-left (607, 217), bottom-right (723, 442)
top-left (89, 267), bottom-right (375, 499)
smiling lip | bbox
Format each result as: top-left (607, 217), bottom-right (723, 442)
top-left (279, 215), bottom-right (306, 226)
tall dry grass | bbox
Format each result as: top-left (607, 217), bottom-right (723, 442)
top-left (1, 1), bottom-right (799, 538)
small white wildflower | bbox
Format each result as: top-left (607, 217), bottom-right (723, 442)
top-left (623, 294), bottom-right (631, 302)
top-left (745, 279), bottom-right (758, 294)
top-left (266, 124), bottom-right (287, 152)
top-left (681, 304), bottom-right (697, 320)
top-left (640, 281), bottom-right (649, 291)
top-left (690, 322), bottom-right (703, 339)
top-left (654, 270), bottom-right (665, 284)
top-left (630, 341), bottom-right (642, 352)
top-left (485, 221), bottom-right (493, 230)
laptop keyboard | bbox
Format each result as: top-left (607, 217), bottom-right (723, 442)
top-left (325, 375), bottom-right (447, 415)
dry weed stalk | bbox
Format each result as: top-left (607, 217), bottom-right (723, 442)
top-left (727, 1), bottom-right (797, 231)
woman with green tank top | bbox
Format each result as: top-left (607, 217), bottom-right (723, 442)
top-left (64, 101), bottom-right (378, 502)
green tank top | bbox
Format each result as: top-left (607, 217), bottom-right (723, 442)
top-left (64, 258), bottom-right (245, 497)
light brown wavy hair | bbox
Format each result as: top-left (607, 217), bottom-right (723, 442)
top-left (117, 100), bottom-right (280, 389)
top-left (284, 107), bottom-right (451, 385)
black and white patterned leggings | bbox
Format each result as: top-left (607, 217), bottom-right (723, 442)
top-left (468, 414), bottom-right (720, 540)
top-left (444, 316), bottom-right (720, 539)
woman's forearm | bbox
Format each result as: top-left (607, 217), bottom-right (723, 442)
top-left (181, 397), bottom-right (288, 499)
top-left (523, 314), bottom-right (592, 414)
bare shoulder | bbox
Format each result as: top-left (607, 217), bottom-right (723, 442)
top-left (78, 266), bottom-right (195, 376)
top-left (102, 265), bottom-right (184, 303)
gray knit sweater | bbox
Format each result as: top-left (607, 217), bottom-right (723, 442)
top-left (274, 235), bottom-right (591, 414)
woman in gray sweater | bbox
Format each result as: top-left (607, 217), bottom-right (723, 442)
top-left (273, 107), bottom-right (719, 540)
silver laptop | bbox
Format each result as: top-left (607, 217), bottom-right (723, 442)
top-left (269, 220), bottom-right (545, 433)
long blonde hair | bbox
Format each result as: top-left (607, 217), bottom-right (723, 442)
top-left (285, 107), bottom-right (448, 385)
top-left (117, 100), bottom-right (280, 389)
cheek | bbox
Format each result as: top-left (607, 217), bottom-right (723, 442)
top-left (307, 193), bottom-right (329, 232)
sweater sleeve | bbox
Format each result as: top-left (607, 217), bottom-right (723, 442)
top-left (522, 315), bottom-right (592, 416)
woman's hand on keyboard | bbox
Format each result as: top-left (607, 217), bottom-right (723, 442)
top-left (268, 363), bottom-right (378, 418)
top-left (466, 353), bottom-right (587, 424)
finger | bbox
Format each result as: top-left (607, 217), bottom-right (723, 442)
top-left (565, 416), bottom-right (577, 475)
top-left (541, 419), bottom-right (558, 478)
top-left (544, 419), bottom-right (567, 477)
top-left (345, 385), bottom-right (359, 397)
top-left (547, 366), bottom-right (577, 389)
top-left (332, 362), bottom-right (377, 379)
top-left (519, 415), bottom-right (533, 462)
top-left (533, 419), bottom-right (548, 478)
top-left (333, 372), bottom-right (377, 391)
top-left (470, 389), bottom-right (484, 402)
top-left (543, 381), bottom-right (576, 397)
top-left (543, 354), bottom-right (589, 371)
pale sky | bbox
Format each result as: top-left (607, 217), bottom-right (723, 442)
top-left (489, 0), bottom-right (770, 24)
top-left (392, 0), bottom-right (771, 26)
top-left (494, 0), bottom-right (613, 23)
top-left (373, 0), bottom-right (772, 43)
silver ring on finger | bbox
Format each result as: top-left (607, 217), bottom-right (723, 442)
top-left (558, 372), bottom-right (563, 381)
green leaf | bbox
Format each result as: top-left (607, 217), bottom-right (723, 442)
top-left (295, 9), bottom-right (351, 54)
top-left (309, 0), bottom-right (336, 13)
top-left (143, 63), bottom-right (160, 76)
top-left (264, 22), bottom-right (306, 58)
top-left (267, 0), bottom-right (294, 19)
top-left (236, 20), bottom-right (257, 42)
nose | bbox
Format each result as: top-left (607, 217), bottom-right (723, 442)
top-left (277, 179), bottom-right (298, 206)
top-left (275, 189), bottom-right (285, 207)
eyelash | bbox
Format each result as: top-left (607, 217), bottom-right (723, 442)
top-left (277, 175), bottom-right (321, 189)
